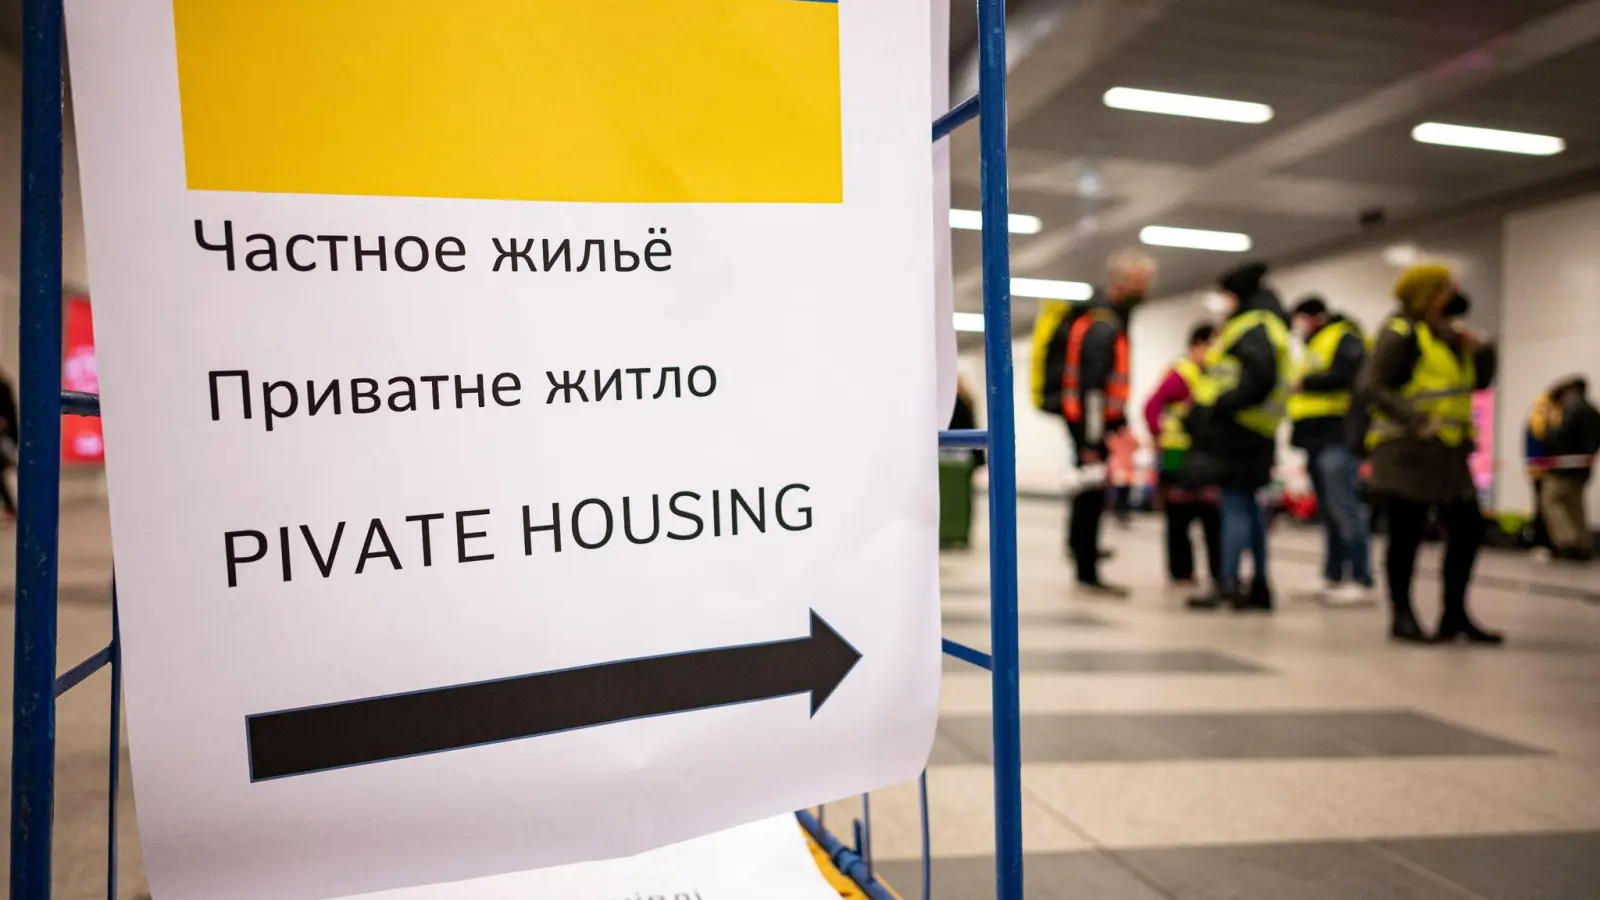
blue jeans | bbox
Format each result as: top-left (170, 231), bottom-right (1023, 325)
top-left (1219, 487), bottom-right (1268, 592)
top-left (1308, 444), bottom-right (1373, 586)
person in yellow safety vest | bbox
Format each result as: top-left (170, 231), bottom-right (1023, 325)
top-left (1182, 262), bottom-right (1292, 613)
top-left (1355, 264), bottom-right (1501, 645)
top-left (1287, 296), bottom-right (1374, 607)
top-left (1143, 322), bottom-right (1221, 589)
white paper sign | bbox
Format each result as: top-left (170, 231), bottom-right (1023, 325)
top-left (932, 0), bottom-right (956, 424)
top-left (350, 816), bottom-right (843, 900)
top-left (63, 1), bottom-right (940, 898)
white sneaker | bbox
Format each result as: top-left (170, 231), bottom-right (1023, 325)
top-left (1531, 547), bottom-right (1552, 563)
top-left (1323, 583), bottom-right (1375, 607)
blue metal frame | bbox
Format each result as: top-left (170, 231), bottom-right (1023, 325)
top-left (10, 0), bottom-right (66, 897)
top-left (9, 0), bottom-right (1020, 895)
top-left (807, 0), bottom-right (1023, 895)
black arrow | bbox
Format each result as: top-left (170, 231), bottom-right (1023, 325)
top-left (245, 609), bottom-right (862, 782)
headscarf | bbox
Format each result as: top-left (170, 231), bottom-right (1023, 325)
top-left (1393, 264), bottom-right (1452, 317)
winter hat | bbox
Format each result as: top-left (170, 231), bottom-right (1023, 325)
top-left (1393, 264), bottom-right (1452, 315)
top-left (1219, 261), bottom-right (1269, 299)
top-left (1291, 296), bottom-right (1328, 318)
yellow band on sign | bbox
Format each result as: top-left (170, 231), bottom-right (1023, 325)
top-left (171, 0), bottom-right (843, 204)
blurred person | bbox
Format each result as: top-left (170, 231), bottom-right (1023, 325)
top-left (949, 375), bottom-right (985, 469)
top-left (1523, 384), bottom-right (1562, 558)
top-left (1107, 428), bottom-right (1138, 527)
top-left (1032, 248), bottom-right (1155, 598)
top-left (0, 369), bottom-right (15, 521)
top-left (1542, 377), bottom-right (1600, 561)
top-left (1287, 296), bottom-right (1373, 606)
top-left (1183, 262), bottom-right (1291, 613)
top-left (1357, 268), bottom-right (1500, 645)
top-left (1145, 323), bottom-right (1221, 588)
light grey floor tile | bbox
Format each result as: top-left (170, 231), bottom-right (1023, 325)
top-left (1118, 841), bottom-right (1471, 900)
top-left (1377, 830), bottom-right (1600, 900)
top-left (875, 851), bottom-right (1170, 900)
top-left (939, 608), bottom-right (1114, 628)
top-left (940, 711), bottom-right (1541, 764)
top-left (940, 647), bottom-right (1266, 674)
top-left (928, 730), bottom-right (982, 765)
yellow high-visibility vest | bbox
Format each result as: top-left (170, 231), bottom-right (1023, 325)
top-left (1367, 318), bottom-right (1476, 449)
top-left (1288, 319), bottom-right (1361, 422)
top-left (1157, 358), bottom-right (1204, 451)
top-left (1192, 309), bottom-right (1291, 439)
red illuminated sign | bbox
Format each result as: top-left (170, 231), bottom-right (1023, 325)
top-left (62, 295), bottom-right (104, 464)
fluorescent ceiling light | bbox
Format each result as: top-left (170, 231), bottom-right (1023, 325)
top-left (1411, 122), bottom-right (1565, 156)
top-left (953, 312), bottom-right (986, 333)
top-left (1103, 87), bottom-right (1273, 124)
top-left (1140, 225), bottom-right (1252, 253)
top-left (1382, 243), bottom-right (1421, 268)
top-left (1011, 278), bottom-right (1093, 301)
top-left (949, 209), bottom-right (1043, 234)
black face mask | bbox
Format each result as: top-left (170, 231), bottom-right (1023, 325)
top-left (1443, 291), bottom-right (1471, 318)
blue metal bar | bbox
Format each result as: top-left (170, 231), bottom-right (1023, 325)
top-left (62, 390), bottom-right (101, 417)
top-left (975, 0), bottom-right (1024, 894)
top-left (795, 810), bottom-right (899, 900)
top-left (932, 94), bottom-right (980, 141)
top-left (53, 645), bottom-right (112, 698)
top-left (938, 428), bottom-right (988, 449)
top-left (860, 793), bottom-right (874, 879)
top-left (106, 588), bottom-right (122, 900)
top-left (9, 0), bottom-right (65, 896)
top-left (918, 771), bottom-right (932, 900)
top-left (940, 637), bottom-right (993, 671)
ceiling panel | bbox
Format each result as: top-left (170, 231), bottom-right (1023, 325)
top-left (1008, 0), bottom-right (1574, 166)
top-left (1284, 41), bottom-right (1600, 200)
top-left (948, 182), bottom-right (1120, 279)
top-left (948, 0), bottom-right (1033, 69)
top-left (1017, 206), bottom-right (1341, 302)
top-left (949, 0), bottom-right (1600, 325)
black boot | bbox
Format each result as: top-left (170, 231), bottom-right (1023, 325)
top-left (1232, 580), bottom-right (1274, 613)
top-left (1434, 615), bottom-right (1505, 646)
top-left (1185, 588), bottom-right (1237, 611)
top-left (1389, 609), bottom-right (1429, 644)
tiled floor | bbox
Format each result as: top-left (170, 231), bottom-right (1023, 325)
top-left (4, 496), bottom-right (1600, 899)
top-left (846, 498), bottom-right (1600, 899)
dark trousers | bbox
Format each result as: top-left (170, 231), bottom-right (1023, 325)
top-left (1159, 475), bottom-right (1220, 582)
top-left (1068, 487), bottom-right (1105, 584)
top-left (1384, 496), bottom-right (1483, 623)
top-left (1529, 475), bottom-right (1552, 550)
top-left (1166, 500), bottom-right (1220, 582)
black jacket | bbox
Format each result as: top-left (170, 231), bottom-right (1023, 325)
top-left (0, 375), bottom-right (16, 449)
top-left (1290, 315), bottom-right (1365, 454)
top-left (1551, 395), bottom-right (1600, 480)
top-left (1052, 294), bottom-right (1129, 464)
top-left (1184, 289), bottom-right (1287, 491)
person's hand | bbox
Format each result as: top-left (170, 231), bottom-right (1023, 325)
top-left (1291, 379), bottom-right (1304, 394)
top-left (1457, 326), bottom-right (1488, 352)
top-left (1079, 449), bottom-right (1102, 464)
top-left (1415, 417), bottom-right (1441, 440)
